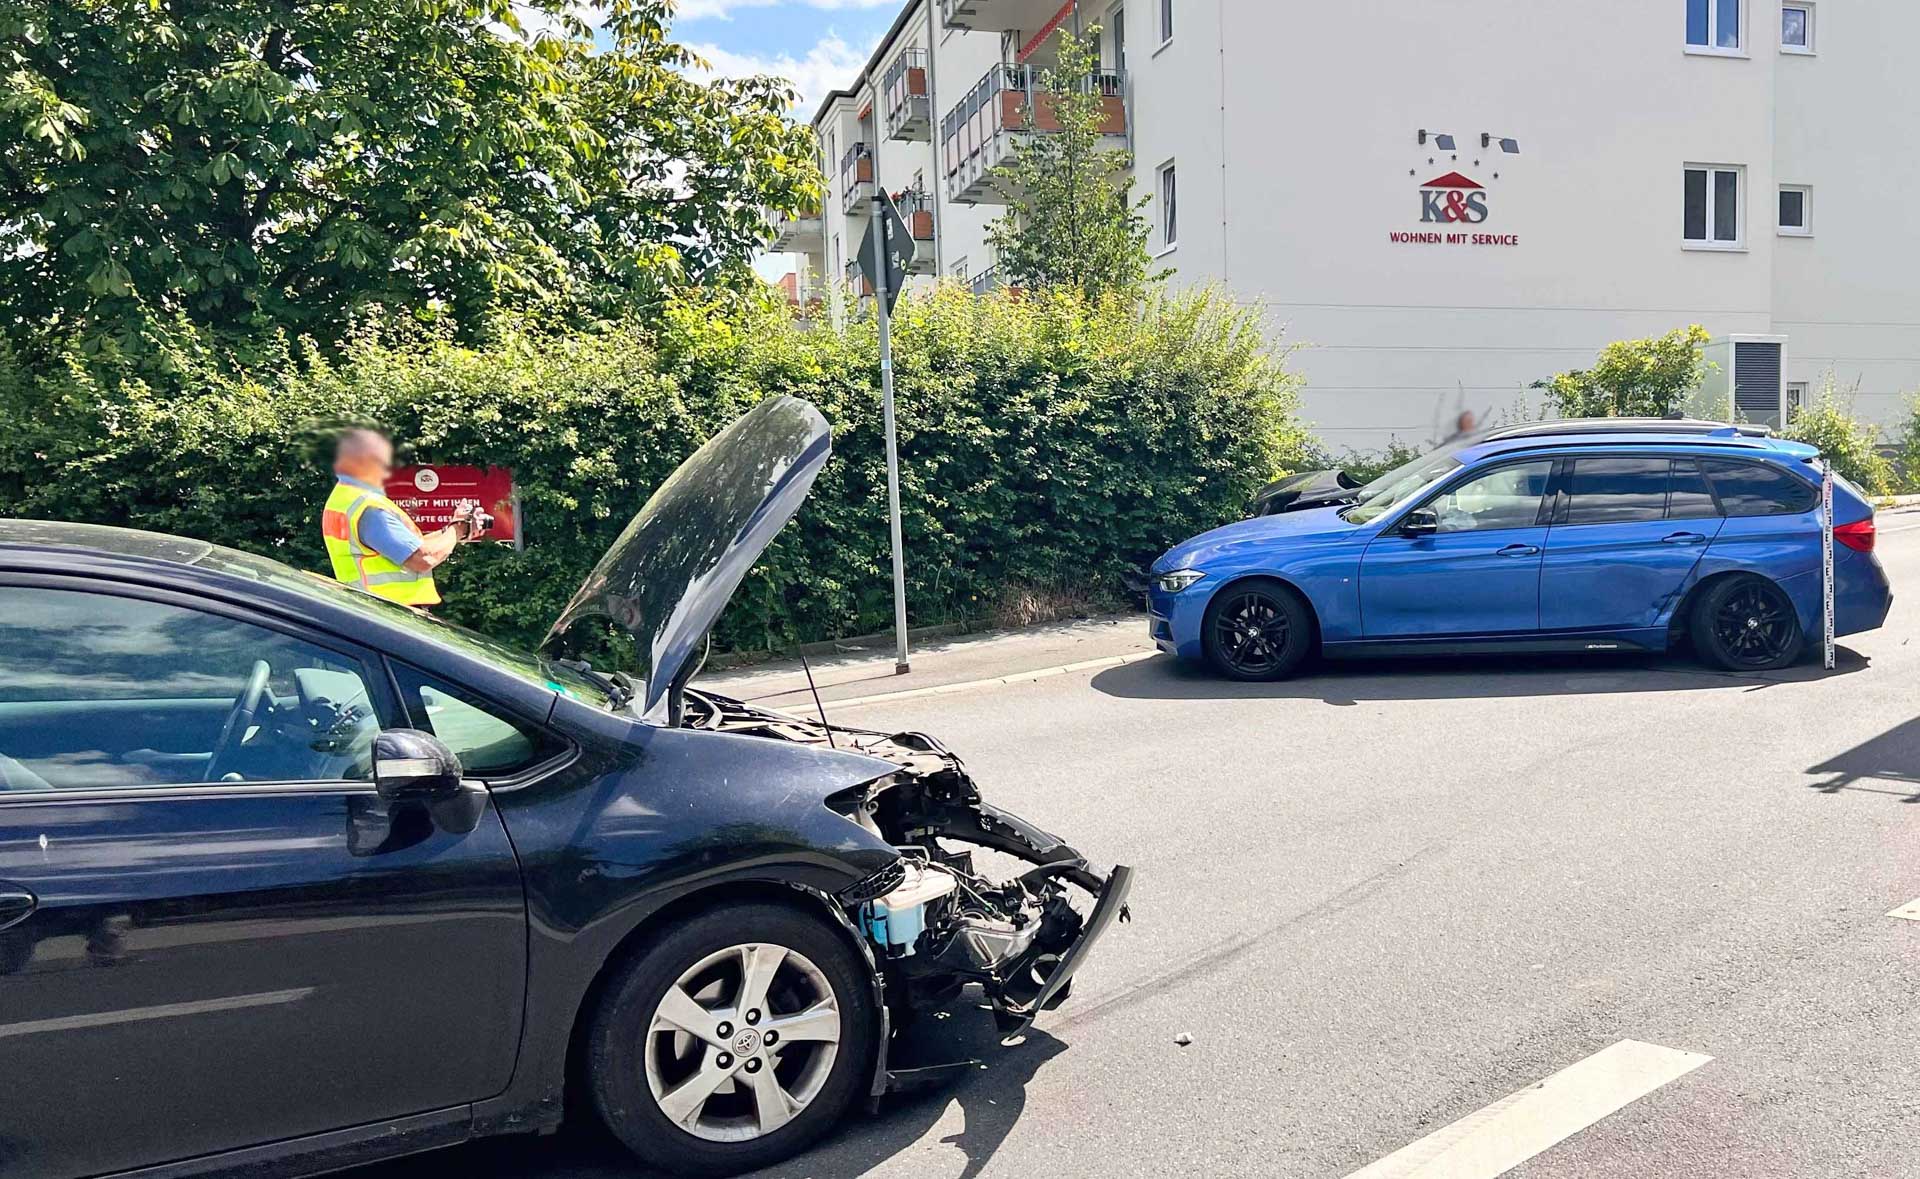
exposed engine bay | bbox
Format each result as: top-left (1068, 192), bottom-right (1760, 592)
top-left (680, 688), bottom-right (1133, 1039)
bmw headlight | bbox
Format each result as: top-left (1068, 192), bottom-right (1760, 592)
top-left (1152, 569), bottom-right (1206, 593)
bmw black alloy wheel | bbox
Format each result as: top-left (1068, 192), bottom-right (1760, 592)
top-left (1710, 579), bottom-right (1797, 667)
top-left (1213, 590), bottom-right (1292, 677)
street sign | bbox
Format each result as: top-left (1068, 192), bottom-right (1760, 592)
top-left (386, 465), bottom-right (521, 548)
top-left (857, 192), bottom-right (915, 316)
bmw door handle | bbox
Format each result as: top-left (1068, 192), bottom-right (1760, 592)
top-left (1661, 531), bottom-right (1707, 545)
top-left (0, 886), bottom-right (36, 932)
top-left (1496, 543), bottom-right (1541, 557)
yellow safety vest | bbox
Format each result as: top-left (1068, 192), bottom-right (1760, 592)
top-left (322, 481), bottom-right (441, 607)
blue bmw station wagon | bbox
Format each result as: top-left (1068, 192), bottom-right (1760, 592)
top-left (1149, 420), bottom-right (1892, 680)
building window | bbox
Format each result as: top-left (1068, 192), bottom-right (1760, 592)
top-left (1778, 185), bottom-right (1811, 235)
top-left (951, 256), bottom-right (969, 279)
top-left (1158, 160), bottom-right (1177, 250)
top-left (1781, 3), bottom-right (1814, 52)
top-left (1683, 165), bottom-right (1743, 247)
top-left (1786, 381), bottom-right (1810, 419)
top-left (1159, 0), bottom-right (1174, 45)
top-left (1686, 0), bottom-right (1742, 51)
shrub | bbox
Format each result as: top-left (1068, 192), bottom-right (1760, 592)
top-left (1535, 326), bottom-right (1711, 419)
top-left (0, 287), bottom-right (1311, 659)
top-left (1782, 379), bottom-right (1894, 496)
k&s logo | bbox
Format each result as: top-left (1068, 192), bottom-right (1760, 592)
top-left (1420, 171), bottom-right (1488, 224)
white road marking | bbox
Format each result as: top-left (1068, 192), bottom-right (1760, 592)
top-left (1886, 898), bottom-right (1920, 921)
top-left (1344, 1039), bottom-right (1712, 1179)
top-left (834, 651), bottom-right (1160, 709)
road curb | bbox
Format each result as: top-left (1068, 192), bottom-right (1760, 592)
top-left (832, 650), bottom-right (1161, 708)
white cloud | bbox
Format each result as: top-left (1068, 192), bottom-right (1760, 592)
top-left (684, 32), bottom-right (871, 118)
top-left (677, 0), bottom-right (898, 20)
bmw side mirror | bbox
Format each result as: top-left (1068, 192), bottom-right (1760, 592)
top-left (372, 729), bottom-right (463, 801)
top-left (1401, 508), bottom-right (1438, 536)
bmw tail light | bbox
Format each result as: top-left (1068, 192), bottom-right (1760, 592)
top-left (1835, 517), bottom-right (1876, 554)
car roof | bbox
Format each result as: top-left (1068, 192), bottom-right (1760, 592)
top-left (1457, 424), bottom-right (1818, 465)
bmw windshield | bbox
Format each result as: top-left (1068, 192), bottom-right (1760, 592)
top-left (1340, 444), bottom-right (1466, 525)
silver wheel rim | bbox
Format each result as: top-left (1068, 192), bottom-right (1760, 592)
top-left (643, 942), bottom-right (842, 1143)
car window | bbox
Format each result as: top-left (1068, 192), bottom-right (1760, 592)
top-left (1700, 459), bottom-right (1817, 516)
top-left (390, 662), bottom-right (554, 777)
top-left (1667, 459), bottom-right (1719, 520)
top-left (1429, 460), bottom-right (1553, 533)
top-left (0, 587), bottom-right (382, 791)
top-left (1563, 458), bottom-right (1670, 524)
top-left (1343, 447), bottom-right (1465, 525)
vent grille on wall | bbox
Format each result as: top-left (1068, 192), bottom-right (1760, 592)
top-left (1733, 341), bottom-right (1784, 428)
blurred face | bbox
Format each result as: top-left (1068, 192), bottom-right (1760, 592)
top-left (335, 435), bottom-right (394, 483)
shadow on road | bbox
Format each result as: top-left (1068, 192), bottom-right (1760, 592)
top-left (1806, 715), bottom-right (1920, 803)
top-left (338, 995), bottom-right (1065, 1179)
top-left (1090, 647), bottom-right (1869, 706)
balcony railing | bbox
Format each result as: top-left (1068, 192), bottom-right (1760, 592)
top-left (882, 48), bottom-right (931, 142)
top-left (767, 203), bottom-right (824, 253)
top-left (839, 143), bottom-right (875, 214)
top-left (940, 64), bottom-right (1127, 205)
top-left (968, 265), bottom-right (1002, 296)
top-left (893, 187), bottom-right (937, 273)
top-left (845, 259), bottom-right (873, 300)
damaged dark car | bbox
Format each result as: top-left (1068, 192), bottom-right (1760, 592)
top-left (0, 396), bottom-right (1131, 1179)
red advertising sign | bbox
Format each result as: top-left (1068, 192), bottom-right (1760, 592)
top-left (384, 465), bottom-right (521, 547)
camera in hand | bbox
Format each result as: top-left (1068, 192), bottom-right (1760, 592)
top-left (460, 505), bottom-right (495, 539)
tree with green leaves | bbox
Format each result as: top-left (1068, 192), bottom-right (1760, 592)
top-left (0, 0), bottom-right (820, 355)
top-left (984, 26), bottom-right (1153, 301)
top-left (1534, 325), bottom-right (1713, 418)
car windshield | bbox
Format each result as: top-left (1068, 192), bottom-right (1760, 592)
top-left (1341, 444), bottom-right (1467, 524)
top-left (190, 546), bottom-right (617, 708)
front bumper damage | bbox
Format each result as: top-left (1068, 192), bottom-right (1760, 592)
top-left (681, 690), bottom-right (1133, 1094)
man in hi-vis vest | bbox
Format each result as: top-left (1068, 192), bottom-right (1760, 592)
top-left (322, 429), bottom-right (484, 608)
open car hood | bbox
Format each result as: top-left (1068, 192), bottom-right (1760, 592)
top-left (541, 396), bottom-right (832, 718)
top-left (1248, 468), bottom-right (1360, 517)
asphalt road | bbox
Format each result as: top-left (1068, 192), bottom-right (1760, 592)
top-left (350, 518), bottom-right (1920, 1179)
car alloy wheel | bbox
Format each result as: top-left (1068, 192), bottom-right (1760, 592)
top-left (1709, 580), bottom-right (1797, 667)
top-left (643, 942), bottom-right (842, 1143)
top-left (1202, 579), bottom-right (1311, 681)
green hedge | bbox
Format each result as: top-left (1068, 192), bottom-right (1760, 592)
top-left (0, 287), bottom-right (1311, 658)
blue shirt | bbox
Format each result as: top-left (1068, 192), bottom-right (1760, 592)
top-left (336, 476), bottom-right (422, 565)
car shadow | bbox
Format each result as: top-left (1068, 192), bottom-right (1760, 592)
top-left (336, 996), bottom-right (1065, 1179)
top-left (1090, 647), bottom-right (1870, 705)
top-left (1805, 715), bottom-right (1920, 803)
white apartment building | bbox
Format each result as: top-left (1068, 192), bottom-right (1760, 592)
top-left (767, 0), bottom-right (1920, 450)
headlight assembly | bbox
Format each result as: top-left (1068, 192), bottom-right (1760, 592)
top-left (1152, 569), bottom-right (1206, 593)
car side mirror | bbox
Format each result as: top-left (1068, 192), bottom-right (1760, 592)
top-left (1400, 508), bottom-right (1438, 536)
top-left (372, 729), bottom-right (463, 801)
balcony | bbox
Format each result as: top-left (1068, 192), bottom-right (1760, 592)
top-left (894, 187), bottom-right (938, 273)
top-left (839, 143), bottom-right (875, 214)
top-left (767, 203), bottom-right (823, 253)
top-left (940, 0), bottom-right (1066, 33)
top-left (882, 49), bottom-right (931, 142)
top-left (968, 265), bottom-right (1003, 296)
top-left (845, 259), bottom-right (874, 301)
top-left (940, 64), bottom-right (1127, 205)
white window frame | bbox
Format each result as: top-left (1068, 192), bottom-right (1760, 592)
top-left (1158, 0), bottom-right (1174, 49)
top-left (1777, 184), bottom-right (1812, 236)
top-left (1683, 164), bottom-right (1746, 250)
top-left (1156, 159), bottom-right (1178, 254)
top-left (1780, 2), bottom-right (1815, 53)
top-left (1786, 380), bottom-right (1810, 419)
top-left (1685, 0), bottom-right (1747, 56)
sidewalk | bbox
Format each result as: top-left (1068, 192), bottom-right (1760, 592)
top-left (696, 612), bottom-right (1158, 710)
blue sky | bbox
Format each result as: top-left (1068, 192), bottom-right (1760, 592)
top-left (673, 0), bottom-right (901, 121)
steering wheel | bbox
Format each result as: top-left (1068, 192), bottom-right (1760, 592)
top-left (203, 660), bottom-right (272, 783)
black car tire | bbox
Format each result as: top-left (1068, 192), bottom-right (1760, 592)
top-left (1201, 578), bottom-right (1313, 681)
top-left (587, 901), bottom-right (877, 1178)
top-left (1691, 574), bottom-right (1804, 671)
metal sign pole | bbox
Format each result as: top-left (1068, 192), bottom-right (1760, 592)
top-left (1822, 459), bottom-right (1836, 670)
top-left (873, 211), bottom-right (911, 674)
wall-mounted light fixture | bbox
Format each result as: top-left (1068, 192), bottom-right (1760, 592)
top-left (1418, 129), bottom-right (1456, 151)
top-left (1481, 133), bottom-right (1521, 154)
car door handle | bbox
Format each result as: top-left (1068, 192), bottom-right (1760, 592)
top-left (0, 886), bottom-right (36, 932)
top-left (1496, 544), bottom-right (1541, 557)
top-left (1661, 532), bottom-right (1708, 545)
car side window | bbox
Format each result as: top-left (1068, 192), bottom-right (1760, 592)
top-left (1563, 457), bottom-right (1671, 525)
top-left (0, 587), bottom-right (383, 792)
top-left (1429, 460), bottom-right (1553, 533)
top-left (1666, 459), bottom-right (1719, 520)
top-left (389, 662), bottom-right (553, 777)
top-left (1700, 459), bottom-right (1817, 516)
